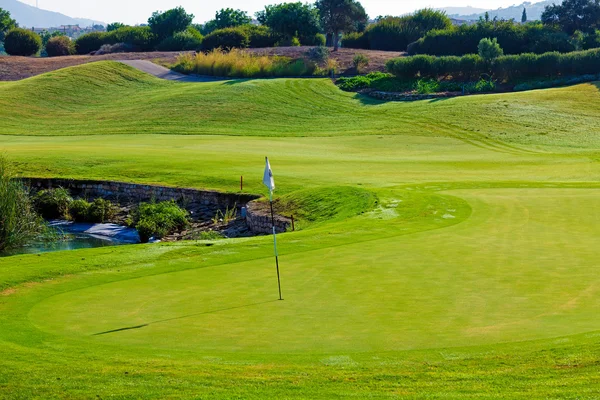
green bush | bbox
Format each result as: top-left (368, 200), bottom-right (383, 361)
top-left (68, 199), bottom-right (91, 222)
top-left (34, 188), bottom-right (73, 219)
top-left (45, 36), bottom-right (74, 57)
top-left (342, 31), bottom-right (370, 49)
top-left (132, 200), bottom-right (189, 243)
top-left (414, 79), bottom-right (439, 94)
top-left (104, 26), bottom-right (157, 51)
top-left (4, 28), bottom-right (42, 56)
top-left (88, 198), bottom-right (116, 223)
top-left (242, 25), bottom-right (277, 48)
top-left (201, 27), bottom-right (249, 50)
top-left (478, 37), bottom-right (504, 61)
top-left (336, 72), bottom-right (402, 91)
top-left (156, 28), bottom-right (203, 51)
top-left (74, 32), bottom-right (106, 54)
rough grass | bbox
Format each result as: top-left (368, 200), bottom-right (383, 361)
top-left (173, 49), bottom-right (316, 78)
top-left (0, 62), bottom-right (599, 149)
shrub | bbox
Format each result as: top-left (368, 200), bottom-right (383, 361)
top-left (342, 31), bottom-right (369, 49)
top-left (156, 28), bottom-right (203, 51)
top-left (132, 200), bottom-right (189, 243)
top-left (242, 25), bottom-right (277, 48)
top-left (277, 36), bottom-right (301, 47)
top-left (201, 27), bottom-right (249, 50)
top-left (95, 42), bottom-right (136, 55)
top-left (68, 199), bottom-right (91, 222)
top-left (367, 9), bottom-right (452, 51)
top-left (34, 188), bottom-right (73, 219)
top-left (173, 49), bottom-right (316, 78)
top-left (45, 36), bottom-right (74, 57)
top-left (74, 32), bottom-right (106, 54)
top-left (478, 37), bottom-right (504, 61)
top-left (306, 46), bottom-right (330, 64)
top-left (4, 28), bottom-right (42, 56)
top-left (353, 53), bottom-right (369, 73)
top-left (0, 158), bottom-right (45, 252)
top-left (414, 78), bottom-right (439, 94)
top-left (88, 198), bottom-right (116, 223)
top-left (388, 47), bottom-right (600, 82)
top-left (104, 26), bottom-right (157, 51)
top-left (336, 72), bottom-right (400, 91)
top-left (408, 20), bottom-right (575, 57)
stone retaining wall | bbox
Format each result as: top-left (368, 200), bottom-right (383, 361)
top-left (25, 178), bottom-right (290, 236)
top-left (246, 201), bottom-right (291, 234)
top-left (26, 178), bottom-right (259, 220)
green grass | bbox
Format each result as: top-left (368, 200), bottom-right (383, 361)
top-left (1, 62), bottom-right (600, 398)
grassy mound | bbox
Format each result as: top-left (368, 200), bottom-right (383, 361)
top-left (273, 186), bottom-right (377, 229)
top-left (0, 61), bottom-right (599, 148)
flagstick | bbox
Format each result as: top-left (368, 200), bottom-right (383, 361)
top-left (269, 190), bottom-right (283, 301)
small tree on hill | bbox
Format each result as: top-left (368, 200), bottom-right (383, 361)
top-left (522, 8), bottom-right (528, 23)
top-left (478, 37), bottom-right (504, 61)
top-left (148, 7), bottom-right (194, 40)
top-left (4, 28), bottom-right (41, 56)
top-left (45, 36), bottom-right (74, 57)
top-left (0, 7), bottom-right (17, 42)
top-left (315, 0), bottom-right (368, 51)
top-left (256, 2), bottom-right (320, 44)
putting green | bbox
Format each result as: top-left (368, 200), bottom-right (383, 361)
top-left (29, 188), bottom-right (600, 353)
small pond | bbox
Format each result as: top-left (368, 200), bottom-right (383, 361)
top-left (2, 221), bottom-right (140, 257)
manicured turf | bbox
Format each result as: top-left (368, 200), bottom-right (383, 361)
top-left (1, 62), bottom-right (600, 398)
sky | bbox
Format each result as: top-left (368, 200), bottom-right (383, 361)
top-left (20, 0), bottom-right (534, 24)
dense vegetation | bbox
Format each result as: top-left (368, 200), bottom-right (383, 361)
top-left (386, 47), bottom-right (600, 81)
top-left (0, 158), bottom-right (45, 252)
top-left (342, 9), bottom-right (452, 51)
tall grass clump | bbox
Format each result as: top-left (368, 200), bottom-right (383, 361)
top-left (173, 49), bottom-right (316, 78)
top-left (0, 158), bottom-right (45, 252)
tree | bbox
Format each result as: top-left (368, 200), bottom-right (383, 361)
top-left (39, 30), bottom-right (65, 46)
top-left (522, 8), bottom-right (527, 23)
top-left (315, 0), bottom-right (368, 50)
top-left (478, 37), bottom-right (504, 61)
top-left (148, 7), bottom-right (194, 40)
top-left (256, 3), bottom-right (320, 44)
top-left (214, 8), bottom-right (251, 29)
top-left (542, 0), bottom-right (600, 34)
top-left (107, 22), bottom-right (126, 32)
top-left (0, 8), bottom-right (17, 42)
top-left (4, 28), bottom-right (42, 56)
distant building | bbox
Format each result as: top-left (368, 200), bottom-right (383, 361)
top-left (29, 24), bottom-right (105, 39)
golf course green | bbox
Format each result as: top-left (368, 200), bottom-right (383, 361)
top-left (1, 61), bottom-right (600, 398)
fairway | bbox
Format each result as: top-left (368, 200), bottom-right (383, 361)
top-left (2, 62), bottom-right (600, 398)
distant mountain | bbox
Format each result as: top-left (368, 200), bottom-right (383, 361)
top-left (444, 0), bottom-right (561, 21)
top-left (0, 0), bottom-right (103, 28)
top-left (439, 6), bottom-right (490, 16)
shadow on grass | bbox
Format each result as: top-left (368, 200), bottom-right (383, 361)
top-left (92, 299), bottom-right (279, 336)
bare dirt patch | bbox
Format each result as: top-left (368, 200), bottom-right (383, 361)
top-left (0, 47), bottom-right (403, 81)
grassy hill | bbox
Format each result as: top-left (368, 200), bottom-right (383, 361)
top-left (1, 61), bottom-right (600, 150)
top-left (1, 62), bottom-right (600, 398)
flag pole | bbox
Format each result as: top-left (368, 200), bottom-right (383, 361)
top-left (269, 188), bottom-right (283, 301)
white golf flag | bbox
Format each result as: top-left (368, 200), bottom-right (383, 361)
top-left (263, 157), bottom-right (275, 192)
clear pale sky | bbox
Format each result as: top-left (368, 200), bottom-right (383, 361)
top-left (21, 0), bottom-right (531, 24)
